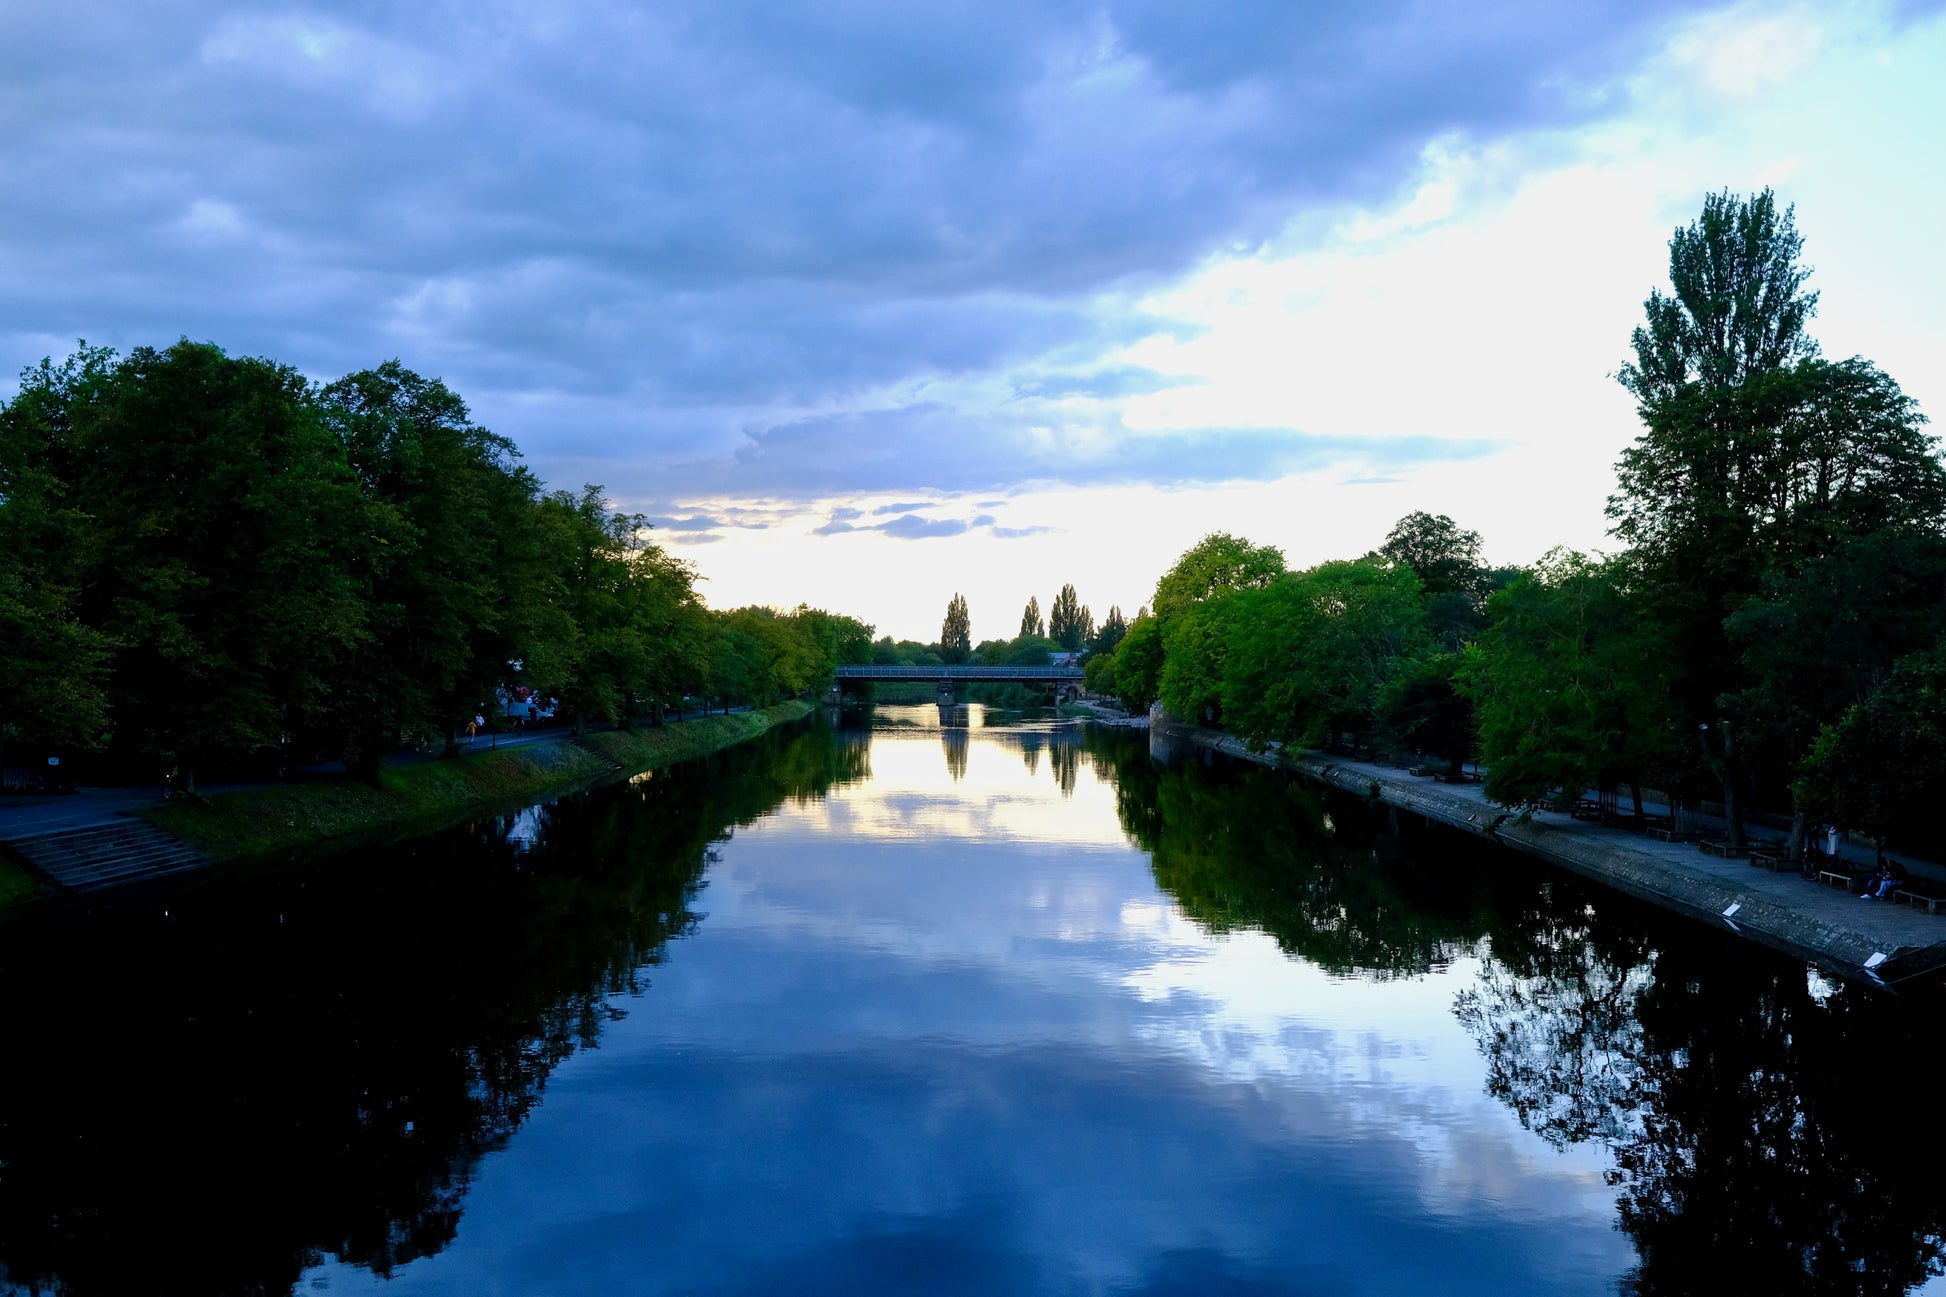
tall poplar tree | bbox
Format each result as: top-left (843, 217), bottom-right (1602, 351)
top-left (940, 594), bottom-right (971, 664)
top-left (1049, 584), bottom-right (1087, 651)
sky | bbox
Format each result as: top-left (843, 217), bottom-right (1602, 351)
top-left (3, 0), bottom-right (1941, 642)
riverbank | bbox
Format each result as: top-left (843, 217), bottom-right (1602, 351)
top-left (0, 703), bottom-right (813, 904)
top-left (1152, 720), bottom-right (1946, 989)
top-left (147, 702), bottom-right (813, 867)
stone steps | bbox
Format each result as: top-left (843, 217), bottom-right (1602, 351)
top-left (5, 818), bottom-right (209, 893)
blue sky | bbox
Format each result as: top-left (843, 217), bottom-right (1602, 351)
top-left (3, 0), bottom-right (1940, 639)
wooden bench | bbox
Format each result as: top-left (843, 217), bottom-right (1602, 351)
top-left (1747, 850), bottom-right (1793, 873)
top-left (1698, 838), bottom-right (1748, 859)
top-left (1570, 798), bottom-right (1605, 822)
top-left (1818, 869), bottom-right (1856, 891)
top-left (1894, 889), bottom-right (1946, 915)
top-left (1647, 826), bottom-right (1693, 843)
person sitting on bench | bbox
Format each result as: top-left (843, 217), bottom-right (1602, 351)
top-left (1862, 860), bottom-right (1908, 899)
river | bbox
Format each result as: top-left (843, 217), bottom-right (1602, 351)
top-left (0, 705), bottom-right (1939, 1295)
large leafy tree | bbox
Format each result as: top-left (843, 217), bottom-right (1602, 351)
top-left (1109, 612), bottom-right (1165, 713)
top-left (56, 342), bottom-right (372, 787)
top-left (1378, 511), bottom-right (1490, 651)
top-left (1219, 559), bottom-right (1430, 751)
top-left (1461, 552), bottom-right (1683, 817)
top-left (1151, 532), bottom-right (1284, 622)
top-left (319, 362), bottom-right (549, 770)
top-left (1608, 189), bottom-right (1945, 845)
top-left (1378, 511), bottom-right (1484, 597)
top-left (1796, 639), bottom-right (1946, 863)
top-left (0, 348), bottom-right (114, 772)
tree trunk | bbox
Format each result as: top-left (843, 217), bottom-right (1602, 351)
top-left (1630, 780), bottom-right (1646, 826)
top-left (1719, 764), bottom-right (1745, 850)
top-left (1786, 809), bottom-right (1806, 863)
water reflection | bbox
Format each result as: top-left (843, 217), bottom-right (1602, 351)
top-left (1097, 736), bottom-right (1946, 1294)
top-left (0, 720), bottom-right (865, 1297)
top-left (0, 710), bottom-right (1940, 1295)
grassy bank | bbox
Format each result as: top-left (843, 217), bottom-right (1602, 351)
top-left (0, 856), bottom-right (44, 907)
top-left (143, 701), bottom-right (813, 866)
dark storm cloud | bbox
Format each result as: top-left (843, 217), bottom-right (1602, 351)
top-left (2, 0), bottom-right (1712, 499)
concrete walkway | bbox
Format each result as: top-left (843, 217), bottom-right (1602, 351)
top-left (1160, 727), bottom-right (1946, 989)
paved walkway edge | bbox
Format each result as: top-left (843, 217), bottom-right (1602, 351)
top-left (1158, 724), bottom-right (1946, 990)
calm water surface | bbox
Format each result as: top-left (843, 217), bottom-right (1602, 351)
top-left (1, 707), bottom-right (1941, 1295)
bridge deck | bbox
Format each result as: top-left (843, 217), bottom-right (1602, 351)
top-left (834, 664), bottom-right (1083, 682)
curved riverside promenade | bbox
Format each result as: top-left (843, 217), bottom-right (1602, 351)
top-left (1157, 722), bottom-right (1946, 991)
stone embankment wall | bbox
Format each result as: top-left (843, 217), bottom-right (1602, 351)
top-left (1151, 718), bottom-right (1946, 988)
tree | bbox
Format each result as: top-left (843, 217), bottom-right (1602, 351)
top-left (0, 348), bottom-right (114, 773)
top-left (1607, 189), bottom-right (1945, 846)
top-left (54, 342), bottom-right (372, 788)
top-left (1018, 596), bottom-right (1044, 639)
top-left (940, 594), bottom-right (971, 664)
top-left (1220, 559), bottom-right (1431, 751)
top-left (1378, 511), bottom-right (1490, 651)
top-left (1619, 188), bottom-right (1818, 407)
top-left (1049, 583), bottom-right (1088, 651)
top-left (1460, 552), bottom-right (1684, 817)
top-left (1151, 533), bottom-right (1284, 622)
top-left (319, 362), bottom-right (547, 770)
top-left (1378, 511), bottom-right (1484, 597)
top-left (1796, 639), bottom-right (1946, 863)
top-left (1110, 612), bottom-right (1165, 713)
top-left (1092, 605), bottom-right (1129, 656)
top-left (1727, 528), bottom-right (1946, 855)
top-left (1377, 654), bottom-right (1473, 776)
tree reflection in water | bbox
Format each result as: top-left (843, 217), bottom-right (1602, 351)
top-left (0, 719), bottom-right (867, 1297)
top-left (1094, 733), bottom-right (1946, 1295)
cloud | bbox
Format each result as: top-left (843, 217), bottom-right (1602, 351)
top-left (991, 525), bottom-right (1058, 539)
top-left (2, 0), bottom-right (1720, 493)
top-left (1011, 366), bottom-right (1205, 401)
top-left (873, 501), bottom-right (935, 516)
top-left (877, 514), bottom-right (975, 540)
top-left (654, 403), bottom-right (1502, 505)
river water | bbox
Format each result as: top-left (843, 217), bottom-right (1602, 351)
top-left (0, 706), bottom-right (1940, 1296)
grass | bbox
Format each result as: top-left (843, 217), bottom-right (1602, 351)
top-left (0, 855), bottom-right (47, 908)
top-left (143, 701), bottom-right (813, 866)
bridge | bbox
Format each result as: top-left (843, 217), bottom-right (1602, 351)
top-left (834, 664), bottom-right (1084, 683)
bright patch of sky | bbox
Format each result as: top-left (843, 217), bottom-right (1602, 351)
top-left (2, 0), bottom-right (1937, 640)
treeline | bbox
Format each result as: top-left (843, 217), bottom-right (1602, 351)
top-left (1096, 190), bottom-right (1946, 862)
top-left (868, 583), bottom-right (1132, 669)
top-left (0, 343), bottom-right (871, 786)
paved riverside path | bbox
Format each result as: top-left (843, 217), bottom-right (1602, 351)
top-left (1159, 726), bottom-right (1946, 988)
top-left (0, 709), bottom-right (750, 898)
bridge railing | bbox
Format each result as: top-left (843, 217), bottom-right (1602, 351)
top-left (833, 664), bottom-right (1084, 680)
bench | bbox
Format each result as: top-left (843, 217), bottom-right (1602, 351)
top-left (1647, 826), bottom-right (1693, 843)
top-left (1698, 839), bottom-right (1748, 859)
top-left (1570, 798), bottom-right (1605, 822)
top-left (1747, 850), bottom-right (1793, 873)
top-left (1894, 889), bottom-right (1946, 915)
top-left (1818, 869), bottom-right (1856, 891)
